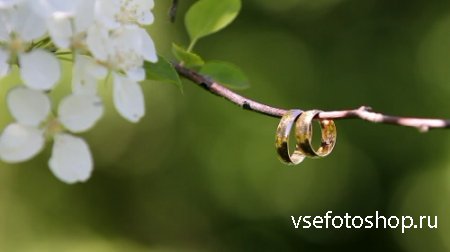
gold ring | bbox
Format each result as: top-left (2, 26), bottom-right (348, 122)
top-left (295, 110), bottom-right (337, 158)
top-left (275, 109), bottom-right (305, 165)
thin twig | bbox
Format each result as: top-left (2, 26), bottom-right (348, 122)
top-left (169, 0), bottom-right (179, 23)
top-left (174, 64), bottom-right (450, 131)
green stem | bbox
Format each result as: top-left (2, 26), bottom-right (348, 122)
top-left (187, 39), bottom-right (197, 52)
top-left (33, 37), bottom-right (50, 47)
top-left (55, 51), bottom-right (72, 55)
top-left (57, 57), bottom-right (73, 63)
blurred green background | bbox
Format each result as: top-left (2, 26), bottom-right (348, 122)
top-left (1, 0), bottom-right (450, 251)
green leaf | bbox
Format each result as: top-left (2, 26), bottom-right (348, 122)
top-left (172, 43), bottom-right (204, 68)
top-left (145, 56), bottom-right (183, 92)
top-left (200, 61), bottom-right (250, 90)
top-left (185, 0), bottom-right (241, 44)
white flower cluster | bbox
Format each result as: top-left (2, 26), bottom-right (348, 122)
top-left (0, 0), bottom-right (157, 183)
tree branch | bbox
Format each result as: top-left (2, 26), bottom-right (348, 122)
top-left (169, 0), bottom-right (179, 23)
top-left (174, 64), bottom-right (450, 131)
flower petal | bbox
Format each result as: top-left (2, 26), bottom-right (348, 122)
top-left (58, 94), bottom-right (104, 133)
top-left (72, 55), bottom-right (106, 95)
top-left (11, 3), bottom-right (47, 41)
top-left (19, 49), bottom-right (61, 90)
top-left (126, 67), bottom-right (145, 82)
top-left (86, 25), bottom-right (110, 61)
top-left (30, 0), bottom-right (79, 18)
top-left (135, 0), bottom-right (154, 25)
top-left (0, 123), bottom-right (45, 163)
top-left (7, 87), bottom-right (51, 126)
top-left (73, 0), bottom-right (95, 32)
top-left (139, 28), bottom-right (157, 63)
top-left (37, 0), bottom-right (95, 48)
top-left (0, 10), bottom-right (10, 40)
top-left (113, 74), bottom-right (145, 123)
top-left (138, 11), bottom-right (154, 25)
top-left (94, 0), bottom-right (120, 29)
top-left (49, 133), bottom-right (93, 184)
top-left (46, 17), bottom-right (72, 49)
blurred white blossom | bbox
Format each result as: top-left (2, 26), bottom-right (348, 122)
top-left (0, 87), bottom-right (103, 183)
top-left (87, 25), bottom-right (157, 81)
top-left (95, 0), bottom-right (154, 29)
top-left (0, 0), bottom-right (158, 183)
top-left (86, 25), bottom-right (156, 122)
top-left (0, 2), bottom-right (60, 90)
top-left (30, 0), bottom-right (96, 49)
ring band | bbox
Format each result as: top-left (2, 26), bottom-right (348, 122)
top-left (275, 109), bottom-right (305, 165)
top-left (295, 110), bottom-right (337, 158)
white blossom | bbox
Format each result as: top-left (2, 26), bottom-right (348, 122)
top-left (0, 0), bottom-right (159, 183)
top-left (85, 0), bottom-right (158, 124)
top-left (0, 86), bottom-right (49, 162)
top-left (95, 0), bottom-right (154, 29)
top-left (87, 25), bottom-right (157, 80)
top-left (0, 2), bottom-right (60, 90)
top-left (86, 25), bottom-right (155, 122)
top-left (30, 0), bottom-right (96, 49)
top-left (0, 86), bottom-right (103, 183)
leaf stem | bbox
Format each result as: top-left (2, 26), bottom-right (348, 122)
top-left (187, 39), bottom-right (197, 52)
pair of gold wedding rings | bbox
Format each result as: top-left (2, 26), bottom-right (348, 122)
top-left (275, 110), bottom-right (337, 165)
